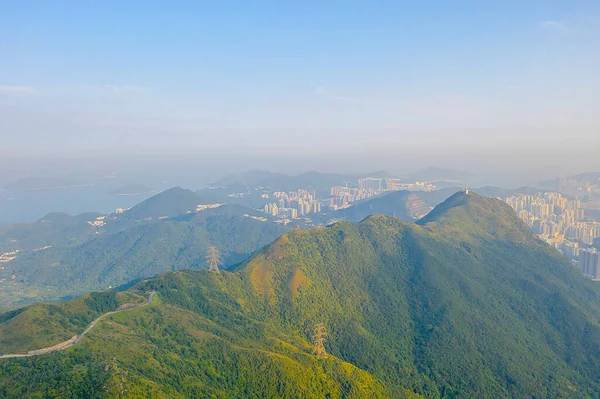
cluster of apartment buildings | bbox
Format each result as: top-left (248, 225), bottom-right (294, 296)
top-left (328, 178), bottom-right (436, 210)
top-left (358, 177), bottom-right (436, 192)
top-left (328, 186), bottom-right (379, 210)
top-left (505, 193), bottom-right (600, 245)
top-left (505, 192), bottom-right (600, 279)
top-left (264, 189), bottom-right (321, 219)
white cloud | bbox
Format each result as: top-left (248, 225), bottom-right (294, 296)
top-left (0, 85), bottom-right (36, 95)
top-left (539, 20), bottom-right (568, 32)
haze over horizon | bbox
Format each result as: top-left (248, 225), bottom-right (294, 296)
top-left (4, 3), bottom-right (600, 397)
top-left (2, 1), bottom-right (600, 184)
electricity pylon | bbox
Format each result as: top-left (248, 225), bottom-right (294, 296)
top-left (312, 323), bottom-right (328, 358)
top-left (206, 246), bottom-right (221, 273)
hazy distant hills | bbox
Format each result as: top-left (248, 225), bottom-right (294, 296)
top-left (106, 185), bottom-right (155, 196)
top-left (216, 168), bottom-right (473, 191)
top-left (2, 193), bottom-right (599, 398)
top-left (120, 187), bottom-right (201, 220)
top-left (0, 212), bottom-right (104, 253)
top-left (570, 172), bottom-right (600, 181)
top-left (206, 170), bottom-right (374, 209)
top-left (0, 176), bottom-right (164, 224)
top-left (540, 172), bottom-right (600, 190)
top-left (407, 167), bottom-right (474, 182)
top-left (333, 186), bottom-right (543, 222)
top-left (334, 191), bottom-right (430, 222)
top-left (206, 170), bottom-right (392, 211)
top-left (0, 188), bottom-right (289, 308)
top-left (215, 170), bottom-right (371, 193)
top-left (214, 170), bottom-right (288, 187)
top-left (473, 185), bottom-right (540, 197)
top-left (3, 177), bottom-right (90, 191)
top-left (0, 184), bottom-right (553, 309)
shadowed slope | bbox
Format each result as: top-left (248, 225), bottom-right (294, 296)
top-left (2, 193), bottom-right (600, 398)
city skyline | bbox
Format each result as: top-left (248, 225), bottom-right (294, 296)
top-left (504, 183), bottom-right (600, 279)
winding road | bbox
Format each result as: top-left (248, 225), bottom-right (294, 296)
top-left (0, 291), bottom-right (155, 359)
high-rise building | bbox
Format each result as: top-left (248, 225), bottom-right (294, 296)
top-left (358, 178), bottom-right (383, 191)
top-left (563, 241), bottom-right (580, 259)
top-left (578, 249), bottom-right (600, 279)
top-left (312, 202), bottom-right (321, 213)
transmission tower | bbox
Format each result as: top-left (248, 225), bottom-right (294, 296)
top-left (312, 323), bottom-right (328, 358)
top-left (206, 246), bottom-right (221, 273)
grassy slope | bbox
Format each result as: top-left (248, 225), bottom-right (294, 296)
top-left (0, 291), bottom-right (144, 353)
top-left (1, 193), bottom-right (600, 398)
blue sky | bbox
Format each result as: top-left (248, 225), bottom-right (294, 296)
top-left (1, 0), bottom-right (599, 171)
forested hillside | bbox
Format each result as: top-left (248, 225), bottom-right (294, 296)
top-left (0, 189), bottom-right (289, 308)
top-left (1, 192), bottom-right (599, 398)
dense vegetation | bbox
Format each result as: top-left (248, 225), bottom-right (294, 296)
top-left (0, 184), bottom-right (548, 309)
top-left (0, 291), bottom-right (143, 353)
top-left (1, 192), bottom-right (600, 398)
top-left (0, 348), bottom-right (110, 398)
top-left (84, 291), bottom-right (119, 313)
top-left (0, 188), bottom-right (289, 308)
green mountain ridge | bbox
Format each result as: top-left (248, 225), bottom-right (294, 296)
top-left (0, 188), bottom-right (290, 308)
top-left (0, 211), bottom-right (104, 253)
top-left (122, 187), bottom-right (202, 220)
top-left (1, 192), bottom-right (599, 398)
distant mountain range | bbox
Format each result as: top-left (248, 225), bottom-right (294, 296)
top-left (407, 167), bottom-right (475, 182)
top-left (4, 177), bottom-right (90, 191)
top-left (106, 185), bottom-right (156, 196)
top-left (119, 186), bottom-right (202, 219)
top-left (0, 183), bottom-right (552, 310)
top-left (2, 192), bottom-right (599, 397)
top-left (334, 191), bottom-right (431, 221)
top-left (214, 170), bottom-right (288, 187)
top-left (570, 172), bottom-right (600, 181)
top-left (540, 172), bottom-right (600, 190)
top-left (215, 168), bottom-right (471, 190)
top-left (332, 185), bottom-right (542, 222)
top-left (214, 170), bottom-right (379, 193)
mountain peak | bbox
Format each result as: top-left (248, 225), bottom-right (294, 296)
top-left (417, 190), bottom-right (533, 240)
top-left (122, 187), bottom-right (201, 219)
top-left (3, 188), bottom-right (600, 397)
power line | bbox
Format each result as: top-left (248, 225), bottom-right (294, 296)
top-left (312, 323), bottom-right (328, 358)
top-left (206, 246), bottom-right (221, 273)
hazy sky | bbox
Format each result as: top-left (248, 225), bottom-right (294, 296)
top-left (1, 1), bottom-right (599, 175)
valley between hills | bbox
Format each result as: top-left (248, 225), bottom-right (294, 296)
top-left (1, 192), bottom-right (599, 398)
